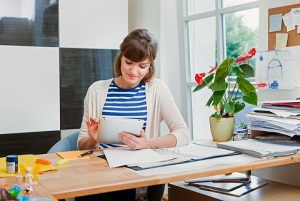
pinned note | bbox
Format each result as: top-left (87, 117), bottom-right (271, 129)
top-left (269, 14), bottom-right (282, 32)
top-left (283, 12), bottom-right (295, 32)
top-left (276, 33), bottom-right (288, 50)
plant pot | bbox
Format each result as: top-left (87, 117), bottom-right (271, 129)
top-left (209, 116), bottom-right (234, 142)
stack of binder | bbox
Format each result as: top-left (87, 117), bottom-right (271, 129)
top-left (248, 100), bottom-right (300, 137)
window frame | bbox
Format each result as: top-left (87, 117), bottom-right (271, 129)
top-left (180, 0), bottom-right (259, 139)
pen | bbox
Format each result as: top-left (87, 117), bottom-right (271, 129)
top-left (80, 150), bottom-right (94, 157)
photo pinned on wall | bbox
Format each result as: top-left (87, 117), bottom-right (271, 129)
top-left (255, 48), bottom-right (300, 89)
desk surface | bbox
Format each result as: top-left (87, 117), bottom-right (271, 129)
top-left (36, 152), bottom-right (297, 199)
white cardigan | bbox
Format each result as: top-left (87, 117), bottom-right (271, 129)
top-left (77, 78), bottom-right (190, 147)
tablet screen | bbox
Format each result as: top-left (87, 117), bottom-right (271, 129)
top-left (97, 117), bottom-right (145, 144)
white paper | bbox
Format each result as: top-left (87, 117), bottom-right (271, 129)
top-left (133, 155), bottom-right (260, 177)
top-left (291, 8), bottom-right (300, 25)
top-left (253, 107), bottom-right (300, 118)
top-left (297, 25), bottom-right (300, 34)
top-left (255, 50), bottom-right (299, 89)
top-left (162, 143), bottom-right (234, 160)
top-left (103, 148), bottom-right (176, 168)
top-left (247, 114), bottom-right (300, 127)
top-left (283, 12), bottom-right (294, 29)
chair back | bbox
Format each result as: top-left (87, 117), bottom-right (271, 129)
top-left (48, 132), bottom-right (79, 153)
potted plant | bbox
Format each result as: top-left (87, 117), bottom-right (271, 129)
top-left (193, 48), bottom-right (266, 141)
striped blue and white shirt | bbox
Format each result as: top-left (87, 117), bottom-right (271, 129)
top-left (100, 80), bottom-right (147, 148)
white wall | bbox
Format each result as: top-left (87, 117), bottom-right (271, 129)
top-left (128, 0), bottom-right (188, 136)
top-left (128, 0), bottom-right (187, 117)
top-left (60, 0), bottom-right (128, 49)
top-left (254, 0), bottom-right (300, 187)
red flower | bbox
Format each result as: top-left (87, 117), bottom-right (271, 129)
top-left (195, 73), bottom-right (206, 85)
top-left (255, 82), bottom-right (267, 88)
top-left (208, 65), bottom-right (217, 74)
top-left (236, 48), bottom-right (256, 63)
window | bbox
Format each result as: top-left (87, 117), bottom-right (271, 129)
top-left (182, 0), bottom-right (259, 139)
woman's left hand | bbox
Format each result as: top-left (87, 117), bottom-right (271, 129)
top-left (118, 130), bottom-right (149, 150)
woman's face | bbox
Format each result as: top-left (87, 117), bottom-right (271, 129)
top-left (119, 56), bottom-right (151, 88)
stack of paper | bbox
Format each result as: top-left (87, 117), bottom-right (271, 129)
top-left (248, 101), bottom-right (300, 137)
top-left (217, 139), bottom-right (299, 158)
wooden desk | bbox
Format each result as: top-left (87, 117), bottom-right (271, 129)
top-left (36, 153), bottom-right (298, 199)
top-left (168, 179), bottom-right (300, 201)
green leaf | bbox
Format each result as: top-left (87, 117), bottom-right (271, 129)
top-left (231, 66), bottom-right (242, 76)
top-left (206, 96), bottom-right (213, 107)
top-left (237, 76), bottom-right (255, 94)
top-left (242, 91), bottom-right (258, 105)
top-left (224, 101), bottom-right (235, 115)
top-left (209, 80), bottom-right (227, 91)
top-left (239, 64), bottom-right (255, 78)
top-left (215, 58), bottom-right (234, 81)
top-left (212, 90), bottom-right (225, 106)
top-left (193, 73), bottom-right (214, 92)
top-left (234, 102), bottom-right (245, 113)
top-left (214, 112), bottom-right (222, 120)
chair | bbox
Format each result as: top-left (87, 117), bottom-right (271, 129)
top-left (47, 132), bottom-right (79, 153)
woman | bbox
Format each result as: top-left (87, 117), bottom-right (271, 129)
top-left (77, 29), bottom-right (189, 201)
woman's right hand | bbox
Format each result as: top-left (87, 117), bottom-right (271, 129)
top-left (86, 117), bottom-right (100, 142)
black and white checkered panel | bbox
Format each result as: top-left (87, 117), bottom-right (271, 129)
top-left (0, 0), bottom-right (128, 156)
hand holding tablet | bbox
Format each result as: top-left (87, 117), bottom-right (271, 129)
top-left (97, 117), bottom-right (145, 144)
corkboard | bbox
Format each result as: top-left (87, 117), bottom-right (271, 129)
top-left (268, 3), bottom-right (300, 50)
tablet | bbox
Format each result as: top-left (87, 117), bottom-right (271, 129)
top-left (97, 117), bottom-right (145, 144)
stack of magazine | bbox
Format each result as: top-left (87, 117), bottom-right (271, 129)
top-left (248, 100), bottom-right (300, 137)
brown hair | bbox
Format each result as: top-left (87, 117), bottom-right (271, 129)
top-left (114, 29), bottom-right (158, 82)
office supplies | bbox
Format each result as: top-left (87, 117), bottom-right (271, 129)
top-left (98, 117), bottom-right (144, 144)
top-left (57, 151), bottom-right (82, 159)
top-left (217, 139), bottom-right (299, 158)
top-left (36, 159), bottom-right (51, 165)
top-left (6, 155), bottom-right (18, 174)
top-left (0, 155), bottom-right (57, 178)
top-left (56, 158), bottom-right (69, 166)
top-left (79, 150), bottom-right (94, 157)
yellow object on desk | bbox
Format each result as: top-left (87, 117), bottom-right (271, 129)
top-left (56, 150), bottom-right (94, 159)
top-left (0, 155), bottom-right (57, 178)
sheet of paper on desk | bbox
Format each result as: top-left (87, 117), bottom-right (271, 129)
top-left (134, 154), bottom-right (260, 177)
top-left (127, 144), bottom-right (236, 170)
top-left (103, 148), bottom-right (176, 168)
top-left (162, 143), bottom-right (235, 160)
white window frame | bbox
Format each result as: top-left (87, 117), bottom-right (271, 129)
top-left (178, 0), bottom-right (259, 139)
